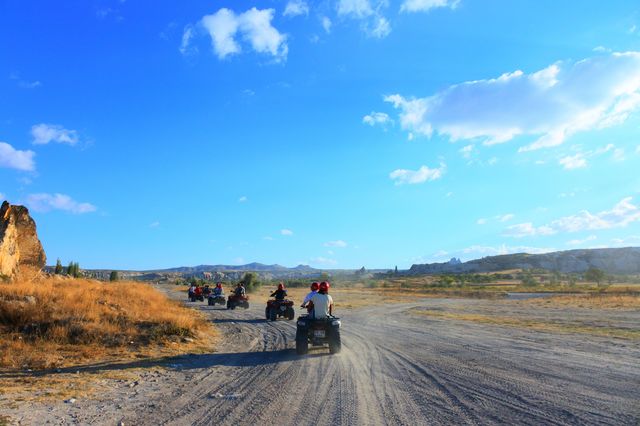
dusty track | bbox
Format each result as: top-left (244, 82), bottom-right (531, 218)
top-left (3, 293), bottom-right (639, 425)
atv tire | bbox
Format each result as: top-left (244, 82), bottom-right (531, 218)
top-left (329, 328), bottom-right (341, 354)
top-left (286, 307), bottom-right (295, 320)
top-left (265, 307), bottom-right (270, 320)
top-left (269, 309), bottom-right (277, 321)
top-left (296, 338), bottom-right (309, 355)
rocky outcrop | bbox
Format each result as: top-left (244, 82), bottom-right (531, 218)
top-left (0, 201), bottom-right (46, 279)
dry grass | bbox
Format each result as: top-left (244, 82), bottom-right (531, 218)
top-left (412, 309), bottom-right (640, 340)
top-left (525, 293), bottom-right (640, 310)
top-left (0, 276), bottom-right (216, 370)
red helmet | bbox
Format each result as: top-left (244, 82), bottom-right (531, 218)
top-left (319, 281), bottom-right (330, 293)
top-left (216, 283), bottom-right (222, 288)
top-left (278, 283), bottom-right (284, 290)
top-left (310, 282), bottom-right (319, 291)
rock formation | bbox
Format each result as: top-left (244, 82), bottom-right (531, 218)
top-left (0, 201), bottom-right (46, 279)
top-left (407, 247), bottom-right (640, 275)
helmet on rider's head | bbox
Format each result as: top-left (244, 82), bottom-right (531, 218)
top-left (319, 281), bottom-right (330, 293)
top-left (311, 282), bottom-right (319, 291)
top-left (278, 283), bottom-right (284, 290)
top-left (237, 282), bottom-right (242, 287)
top-left (216, 283), bottom-right (222, 288)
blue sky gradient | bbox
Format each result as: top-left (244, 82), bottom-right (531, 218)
top-left (2, 0), bottom-right (640, 269)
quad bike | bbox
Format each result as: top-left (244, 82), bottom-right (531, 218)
top-left (208, 294), bottom-right (226, 306)
top-left (265, 299), bottom-right (295, 321)
top-left (227, 294), bottom-right (250, 310)
top-left (189, 291), bottom-right (204, 302)
top-left (295, 315), bottom-right (341, 355)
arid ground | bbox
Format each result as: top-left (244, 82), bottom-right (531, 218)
top-left (1, 285), bottom-right (639, 425)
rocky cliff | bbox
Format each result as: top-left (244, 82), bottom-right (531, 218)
top-left (0, 201), bottom-right (46, 279)
top-left (408, 247), bottom-right (640, 275)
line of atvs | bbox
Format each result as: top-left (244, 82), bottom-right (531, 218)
top-left (187, 291), bottom-right (341, 355)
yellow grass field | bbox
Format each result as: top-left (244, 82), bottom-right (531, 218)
top-left (0, 277), bottom-right (216, 370)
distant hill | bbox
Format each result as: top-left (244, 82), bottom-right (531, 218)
top-left (151, 263), bottom-right (318, 274)
top-left (408, 247), bottom-right (640, 275)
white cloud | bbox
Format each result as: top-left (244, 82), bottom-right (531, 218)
top-left (389, 162), bottom-right (445, 185)
top-left (281, 229), bottom-right (293, 236)
top-left (26, 193), bottom-right (96, 214)
top-left (369, 16), bottom-right (391, 38)
top-left (238, 196), bottom-right (248, 202)
top-left (383, 52), bottom-right (640, 150)
top-left (179, 25), bottom-right (197, 55)
top-left (566, 235), bottom-right (596, 246)
top-left (9, 73), bottom-right (42, 89)
top-left (0, 142), bottom-right (36, 171)
top-left (593, 46), bottom-right (611, 53)
top-left (284, 0), bottom-right (309, 17)
top-left (503, 222), bottom-right (555, 238)
top-left (504, 197), bottom-right (640, 238)
top-left (476, 218), bottom-right (487, 225)
top-left (337, 0), bottom-right (391, 38)
top-left (636, 145), bottom-right (640, 154)
top-left (363, 111), bottom-right (392, 127)
top-left (321, 16), bottom-right (332, 33)
top-left (559, 153), bottom-right (587, 170)
top-left (0, 193), bottom-right (5, 200)
top-left (197, 8), bottom-right (288, 61)
top-left (460, 144), bottom-right (473, 158)
top-left (31, 123), bottom-right (79, 145)
top-left (400, 0), bottom-right (460, 13)
top-left (461, 244), bottom-right (555, 256)
top-left (310, 256), bottom-right (337, 266)
top-left (324, 240), bottom-right (348, 248)
top-left (497, 213), bottom-right (515, 222)
top-left (149, 221), bottom-right (160, 228)
top-left (337, 0), bottom-right (374, 18)
top-left (487, 157), bottom-right (498, 165)
top-left (263, 236), bottom-right (274, 240)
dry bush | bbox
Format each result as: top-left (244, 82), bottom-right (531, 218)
top-left (0, 277), bottom-right (214, 369)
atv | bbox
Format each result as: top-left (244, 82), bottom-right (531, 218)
top-left (208, 294), bottom-right (226, 306)
top-left (266, 299), bottom-right (295, 321)
top-left (295, 315), bottom-right (341, 355)
top-left (189, 292), bottom-right (204, 302)
top-left (227, 294), bottom-right (249, 310)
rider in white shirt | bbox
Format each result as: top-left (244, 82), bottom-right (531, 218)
top-left (310, 281), bottom-right (333, 319)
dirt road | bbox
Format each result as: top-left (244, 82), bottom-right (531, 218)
top-left (3, 294), bottom-right (639, 425)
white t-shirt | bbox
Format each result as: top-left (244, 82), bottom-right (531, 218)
top-left (303, 290), bottom-right (317, 304)
top-left (310, 293), bottom-right (333, 319)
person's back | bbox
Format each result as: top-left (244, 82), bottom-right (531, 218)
top-left (310, 292), bottom-right (333, 319)
top-left (213, 286), bottom-right (222, 296)
top-left (235, 285), bottom-right (245, 296)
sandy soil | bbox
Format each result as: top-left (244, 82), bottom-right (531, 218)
top-left (1, 288), bottom-right (639, 425)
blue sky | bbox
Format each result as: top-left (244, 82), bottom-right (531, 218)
top-left (2, 0), bottom-right (640, 270)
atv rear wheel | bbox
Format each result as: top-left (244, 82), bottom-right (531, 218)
top-left (296, 338), bottom-right (308, 355)
top-left (329, 328), bottom-right (341, 354)
top-left (265, 307), bottom-right (270, 319)
top-left (269, 309), bottom-right (277, 321)
top-left (286, 307), bottom-right (295, 320)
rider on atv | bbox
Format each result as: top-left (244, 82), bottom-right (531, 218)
top-left (270, 283), bottom-right (288, 301)
top-left (234, 282), bottom-right (246, 297)
top-left (213, 282), bottom-right (224, 296)
top-left (194, 284), bottom-right (203, 298)
top-left (301, 282), bottom-right (319, 311)
top-left (309, 281), bottom-right (333, 319)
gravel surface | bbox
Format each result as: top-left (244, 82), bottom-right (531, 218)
top-left (2, 291), bottom-right (639, 425)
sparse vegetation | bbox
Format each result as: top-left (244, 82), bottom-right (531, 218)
top-left (66, 261), bottom-right (80, 278)
top-left (54, 258), bottom-right (63, 275)
top-left (0, 277), bottom-right (215, 370)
